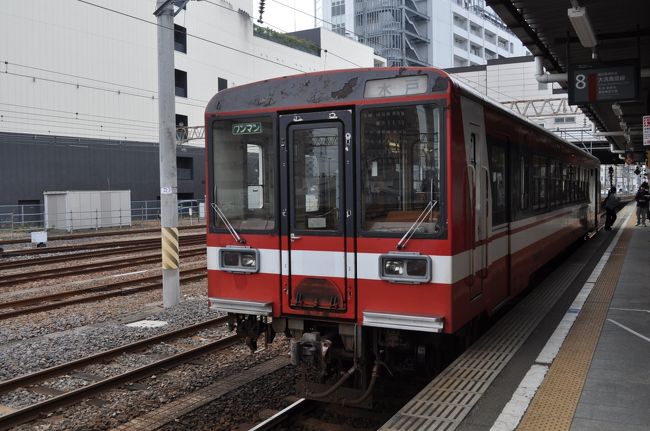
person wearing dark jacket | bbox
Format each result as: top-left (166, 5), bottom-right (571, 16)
top-left (603, 187), bottom-right (618, 230)
top-left (634, 182), bottom-right (649, 226)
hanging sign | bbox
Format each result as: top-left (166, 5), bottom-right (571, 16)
top-left (568, 61), bottom-right (639, 105)
top-left (643, 115), bottom-right (650, 147)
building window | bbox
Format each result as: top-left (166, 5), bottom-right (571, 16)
top-left (331, 0), bottom-right (345, 16)
top-left (454, 34), bottom-right (468, 50)
top-left (538, 82), bottom-right (548, 90)
top-left (497, 37), bottom-right (508, 50)
top-left (176, 114), bottom-right (188, 141)
top-left (554, 116), bottom-right (576, 124)
top-left (332, 23), bottom-right (346, 35)
top-left (469, 22), bottom-right (482, 37)
top-left (453, 14), bottom-right (467, 30)
top-left (177, 156), bottom-right (194, 180)
top-left (218, 77), bottom-right (227, 92)
top-left (175, 69), bottom-right (187, 98)
top-left (174, 25), bottom-right (187, 53)
top-left (470, 43), bottom-right (482, 57)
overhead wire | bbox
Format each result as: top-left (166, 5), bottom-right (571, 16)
top-left (75, 0), bottom-right (307, 73)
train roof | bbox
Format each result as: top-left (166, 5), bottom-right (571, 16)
top-left (205, 67), bottom-right (449, 113)
top-left (206, 67), bottom-right (598, 164)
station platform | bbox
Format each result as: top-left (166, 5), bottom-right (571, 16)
top-left (381, 205), bottom-right (650, 431)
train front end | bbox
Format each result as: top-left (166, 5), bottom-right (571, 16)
top-left (204, 68), bottom-right (476, 402)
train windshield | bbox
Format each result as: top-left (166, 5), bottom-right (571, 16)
top-left (212, 117), bottom-right (275, 230)
top-left (360, 104), bottom-right (442, 235)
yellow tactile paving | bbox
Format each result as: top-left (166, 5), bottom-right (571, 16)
top-left (517, 215), bottom-right (633, 431)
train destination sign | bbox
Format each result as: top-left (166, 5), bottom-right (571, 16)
top-left (364, 75), bottom-right (428, 98)
top-left (568, 62), bottom-right (639, 105)
top-left (232, 122), bottom-right (262, 135)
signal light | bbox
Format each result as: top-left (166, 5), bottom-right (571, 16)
top-left (258, 0), bottom-right (265, 24)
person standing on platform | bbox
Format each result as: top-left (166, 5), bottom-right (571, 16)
top-left (634, 182), bottom-right (649, 226)
top-left (604, 187), bottom-right (618, 230)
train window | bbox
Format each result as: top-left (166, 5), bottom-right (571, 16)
top-left (519, 155), bottom-right (530, 211)
top-left (360, 104), bottom-right (442, 235)
top-left (549, 161), bottom-right (561, 207)
top-left (531, 155), bottom-right (547, 210)
top-left (488, 142), bottom-right (507, 226)
top-left (292, 127), bottom-right (340, 231)
top-left (211, 117), bottom-right (275, 230)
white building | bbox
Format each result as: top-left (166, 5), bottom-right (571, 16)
top-left (315, 0), bottom-right (528, 68)
top-left (446, 56), bottom-right (606, 150)
top-left (0, 0), bottom-right (380, 143)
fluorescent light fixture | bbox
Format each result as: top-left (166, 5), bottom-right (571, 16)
top-left (612, 103), bottom-right (623, 117)
top-left (619, 120), bottom-right (627, 131)
top-left (568, 7), bottom-right (597, 48)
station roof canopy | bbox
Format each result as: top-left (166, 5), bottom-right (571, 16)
top-left (486, 0), bottom-right (650, 155)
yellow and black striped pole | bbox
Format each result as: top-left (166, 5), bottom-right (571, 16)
top-left (161, 227), bottom-right (179, 269)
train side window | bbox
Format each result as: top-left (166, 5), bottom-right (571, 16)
top-left (520, 155), bottom-right (529, 211)
top-left (488, 141), bottom-right (507, 226)
top-left (531, 155), bottom-right (546, 210)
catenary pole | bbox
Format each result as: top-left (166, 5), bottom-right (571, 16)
top-left (155, 0), bottom-right (180, 308)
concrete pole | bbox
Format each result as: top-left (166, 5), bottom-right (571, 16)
top-left (156, 0), bottom-right (180, 308)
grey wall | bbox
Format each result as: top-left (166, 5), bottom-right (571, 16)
top-left (0, 132), bottom-right (205, 205)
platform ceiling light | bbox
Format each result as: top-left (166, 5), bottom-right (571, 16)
top-left (612, 103), bottom-right (623, 118)
top-left (568, 7), bottom-right (597, 48)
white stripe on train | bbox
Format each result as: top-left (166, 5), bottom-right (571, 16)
top-left (207, 203), bottom-right (589, 284)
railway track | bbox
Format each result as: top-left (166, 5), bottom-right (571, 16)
top-left (0, 225), bottom-right (203, 246)
top-left (0, 316), bottom-right (235, 430)
top-left (0, 233), bottom-right (204, 259)
top-left (0, 267), bottom-right (206, 320)
top-left (0, 246), bottom-right (206, 288)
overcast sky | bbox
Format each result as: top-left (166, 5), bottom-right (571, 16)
top-left (253, 0), bottom-right (317, 33)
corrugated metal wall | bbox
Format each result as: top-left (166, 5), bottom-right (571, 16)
top-left (0, 132), bottom-right (204, 205)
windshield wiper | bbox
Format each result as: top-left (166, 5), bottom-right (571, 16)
top-left (396, 199), bottom-right (438, 250)
top-left (210, 202), bottom-right (245, 244)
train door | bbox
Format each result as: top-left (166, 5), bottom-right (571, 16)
top-left (279, 110), bottom-right (356, 319)
top-left (461, 97), bottom-right (488, 300)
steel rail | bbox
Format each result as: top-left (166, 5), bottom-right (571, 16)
top-left (1, 233), bottom-right (204, 258)
top-left (0, 247), bottom-right (205, 287)
top-left (0, 331), bottom-right (237, 431)
top-left (249, 398), bottom-right (315, 431)
top-left (0, 224), bottom-right (203, 246)
top-left (0, 236), bottom-right (204, 270)
top-left (0, 269), bottom-right (206, 320)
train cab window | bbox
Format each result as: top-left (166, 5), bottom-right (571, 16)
top-left (360, 104), bottom-right (442, 236)
top-left (211, 117), bottom-right (275, 230)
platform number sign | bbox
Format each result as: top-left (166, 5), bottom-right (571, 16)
top-left (568, 62), bottom-right (639, 105)
top-left (232, 122), bottom-right (262, 135)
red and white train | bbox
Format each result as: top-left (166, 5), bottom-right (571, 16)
top-left (205, 67), bottom-right (600, 400)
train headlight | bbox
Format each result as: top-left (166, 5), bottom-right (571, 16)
top-left (240, 253), bottom-right (257, 268)
top-left (218, 247), bottom-right (260, 273)
top-left (384, 260), bottom-right (405, 276)
top-left (379, 253), bottom-right (431, 283)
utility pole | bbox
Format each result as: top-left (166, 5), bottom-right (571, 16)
top-left (154, 0), bottom-right (183, 307)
